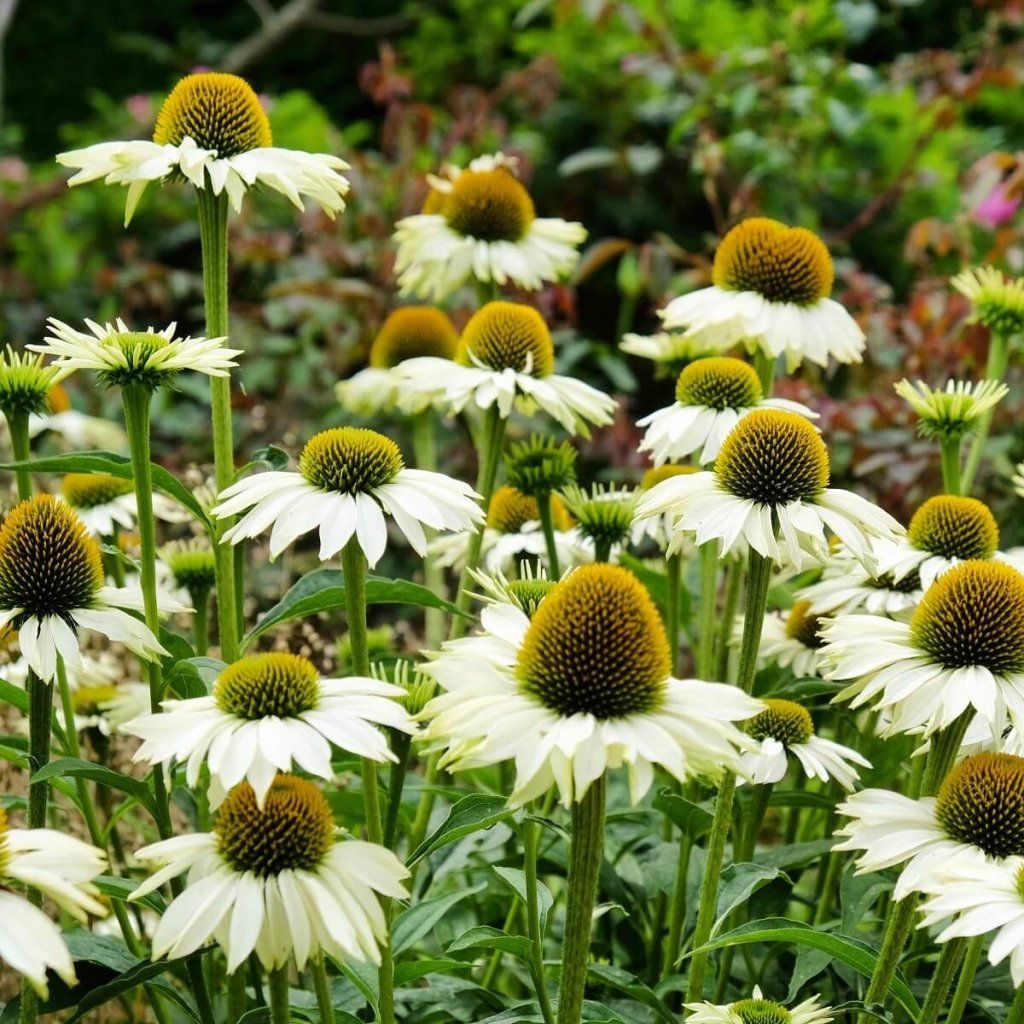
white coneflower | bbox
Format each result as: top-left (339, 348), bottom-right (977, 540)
top-left (0, 496), bottom-right (175, 682)
top-left (395, 301), bottom-right (616, 437)
top-left (33, 318), bottom-right (240, 390)
top-left (952, 265), bottom-right (1024, 338)
top-left (619, 330), bottom-right (729, 369)
top-left (757, 602), bottom-right (829, 678)
top-left (126, 652), bottom-right (416, 807)
top-left (635, 409), bottom-right (903, 569)
top-left (336, 306), bottom-right (459, 417)
top-left (467, 563), bottom-right (559, 618)
top-left (660, 217), bottom-right (865, 371)
top-left (159, 538), bottom-right (218, 603)
top-left (797, 543), bottom-right (922, 620)
top-left (560, 483), bottom-right (637, 562)
top-left (740, 697), bottom-right (870, 790)
top-left (130, 774), bottom-right (408, 972)
top-left (212, 426), bottom-right (482, 568)
top-left (823, 560), bottom-right (1024, 737)
top-left (895, 378), bottom-right (1008, 439)
top-left (60, 473), bottom-right (136, 537)
top-left (836, 753), bottom-right (1024, 899)
top-left (637, 356), bottom-right (817, 466)
top-left (393, 159), bottom-right (585, 300)
top-left (0, 805), bottom-right (108, 996)
top-left (58, 72), bottom-right (350, 225)
top-left (631, 464), bottom-right (700, 552)
top-left (0, 348), bottom-right (67, 421)
top-left (420, 563), bottom-right (761, 807)
top-left (686, 985), bottom-right (835, 1024)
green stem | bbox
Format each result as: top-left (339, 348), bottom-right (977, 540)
top-left (663, 825), bottom-right (695, 980)
top-left (812, 850), bottom-right (846, 926)
top-left (227, 969), bottom-right (248, 1023)
top-left (268, 965), bottom-right (291, 1024)
top-left (524, 817), bottom-right (555, 1024)
top-left (665, 552), bottom-right (682, 676)
top-left (715, 558), bottom-right (743, 682)
top-left (945, 934), bottom-right (984, 1024)
top-left (383, 730), bottom-right (414, 850)
top-left (411, 410), bottom-right (445, 649)
top-left (753, 350), bottom-right (776, 396)
top-left (311, 957), bottom-right (334, 1024)
top-left (557, 776), bottom-right (606, 1024)
top-left (407, 753), bottom-right (440, 862)
top-left (685, 549), bottom-right (772, 1003)
top-left (450, 406), bottom-right (507, 639)
top-left (193, 589), bottom-right (210, 657)
top-left (537, 494), bottom-right (561, 578)
top-left (696, 542), bottom-right (719, 679)
top-left (962, 329), bottom-right (1010, 494)
top-left (6, 410), bottom-right (33, 500)
top-left (1009, 985), bottom-right (1024, 1024)
top-left (196, 186), bottom-right (240, 662)
top-left (939, 435), bottom-right (963, 496)
top-left (917, 939), bottom-right (967, 1024)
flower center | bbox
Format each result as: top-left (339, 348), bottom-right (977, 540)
top-left (935, 753), bottom-right (1024, 858)
top-left (747, 698), bottom-right (814, 747)
top-left (505, 578), bottom-right (558, 617)
top-left (369, 307), bottom-right (459, 368)
top-left (458, 302), bottom-right (554, 377)
top-left (874, 569), bottom-right (922, 594)
top-left (215, 653), bottom-right (320, 720)
top-left (62, 473), bottom-right (134, 510)
top-left (444, 169), bottom-right (535, 242)
top-left (712, 217), bottom-right (834, 306)
top-left (641, 464), bottom-right (698, 490)
top-left (731, 999), bottom-right (793, 1024)
top-left (217, 775), bottom-right (334, 876)
top-left (97, 332), bottom-right (176, 390)
top-left (675, 357), bottom-right (763, 410)
top-left (907, 496), bottom-right (999, 561)
top-left (162, 541), bottom-right (218, 595)
top-left (299, 427), bottom-right (403, 495)
top-left (153, 72), bottom-right (272, 157)
top-left (0, 496), bottom-right (103, 619)
top-left (784, 601), bottom-right (825, 649)
top-left (73, 684), bottom-right (119, 716)
top-left (909, 561), bottom-right (1024, 673)
top-left (0, 349), bottom-right (59, 418)
top-left (562, 486), bottom-right (636, 548)
top-left (716, 410), bottom-right (829, 505)
top-left (487, 486), bottom-right (572, 534)
top-left (516, 564), bottom-right (670, 719)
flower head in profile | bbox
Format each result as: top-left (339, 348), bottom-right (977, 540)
top-left (213, 426), bottom-right (482, 568)
top-left (0, 806), bottom-right (107, 996)
top-left (0, 348), bottom-right (67, 420)
top-left (619, 330), bottom-right (731, 372)
top-left (396, 301), bottom-right (616, 437)
top-left (895, 378), bottom-right (1007, 439)
top-left (159, 538), bottom-right (218, 604)
top-left (468, 563), bottom-right (559, 618)
top-left (61, 473), bottom-right (136, 538)
top-left (686, 985), bottom-right (834, 1024)
top-left (660, 218), bottom-right (865, 371)
top-left (637, 356), bottom-right (817, 466)
top-left (505, 434), bottom-right (578, 498)
top-left (58, 72), bottom-right (350, 225)
top-left (394, 157), bottom-right (585, 300)
top-left (635, 409), bottom-right (903, 569)
top-left (560, 483), bottom-right (637, 559)
top-left (34, 318), bottom-right (240, 391)
top-left (836, 753), bottom-right (1024, 899)
top-left (420, 563), bottom-right (761, 807)
top-left (631, 464), bottom-right (700, 551)
top-left (823, 560), bottom-right (1024, 737)
top-left (741, 697), bottom-right (869, 790)
top-left (336, 306), bottom-right (458, 417)
top-left (130, 774), bottom-right (409, 971)
top-left (0, 496), bottom-right (175, 682)
top-left (757, 601), bottom-right (830, 678)
top-left (126, 652), bottom-right (416, 807)
top-left (797, 546), bottom-right (921, 621)
top-left (952, 265), bottom-right (1024, 338)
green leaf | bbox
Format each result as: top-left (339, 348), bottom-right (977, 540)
top-left (93, 875), bottom-right (166, 915)
top-left (243, 568), bottom-right (468, 648)
top-left (585, 963), bottom-right (675, 1024)
top-left (494, 866), bottom-right (554, 935)
top-left (447, 926), bottom-right (533, 961)
top-left (687, 917), bottom-right (920, 1018)
top-left (394, 957), bottom-right (469, 986)
top-left (65, 953), bottom-right (203, 1023)
top-left (32, 757), bottom-right (155, 813)
top-left (407, 794), bottom-right (513, 866)
top-left (164, 656), bottom-right (225, 699)
top-left (758, 839), bottom-right (833, 870)
top-left (0, 452), bottom-right (212, 532)
top-left (714, 863), bottom-right (786, 934)
top-left (653, 788), bottom-right (713, 839)
top-left (237, 445), bottom-right (290, 477)
top-left (392, 881), bottom-right (487, 954)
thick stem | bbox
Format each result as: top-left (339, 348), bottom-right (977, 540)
top-left (939, 435), bottom-right (963, 496)
top-left (383, 730), bottom-right (413, 850)
top-left (695, 542), bottom-right (719, 679)
top-left (663, 828), bottom-right (694, 981)
top-left (6, 410), bottom-right (33, 500)
top-left (411, 410), bottom-right (446, 649)
top-left (715, 558), bottom-right (743, 682)
top-left (945, 934), bottom-right (983, 1024)
top-left (917, 939), bottom-right (967, 1024)
top-left (665, 552), bottom-right (682, 676)
top-left (557, 776), bottom-right (606, 1024)
top-left (196, 186), bottom-right (240, 662)
top-left (812, 850), bottom-right (846, 926)
top-left (524, 817), bottom-right (555, 1024)
top-left (268, 965), bottom-right (291, 1024)
top-left (312, 957), bottom-right (334, 1024)
top-left (450, 406), bottom-right (506, 639)
top-left (1009, 985), bottom-right (1024, 1024)
top-left (227, 969), bottom-right (248, 1023)
top-left (685, 549), bottom-right (772, 1003)
top-left (962, 329), bottom-right (1010, 494)
top-left (193, 589), bottom-right (210, 657)
top-left (753, 349), bottom-right (776, 396)
top-left (537, 494), bottom-right (561, 578)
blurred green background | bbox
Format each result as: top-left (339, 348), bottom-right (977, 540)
top-left (1, 0), bottom-right (1022, 530)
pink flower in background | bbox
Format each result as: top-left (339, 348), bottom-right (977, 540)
top-left (973, 181), bottom-right (1021, 229)
top-left (125, 94), bottom-right (153, 124)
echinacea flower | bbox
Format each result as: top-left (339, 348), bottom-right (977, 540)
top-left (130, 774), bottom-right (408, 971)
top-left (58, 72), bottom-right (350, 225)
top-left (0, 805), bottom-right (107, 996)
top-left (393, 160), bottom-right (585, 300)
top-left (126, 652), bottom-right (416, 806)
top-left (560, 483), bottom-right (637, 561)
top-left (212, 426), bottom-right (483, 567)
top-left (420, 564), bottom-right (761, 807)
top-left (159, 538), bottom-right (218, 604)
top-left (0, 348), bottom-right (67, 420)
top-left (395, 301), bottom-right (616, 436)
top-left (660, 218), bottom-right (865, 371)
top-left (467, 563), bottom-right (559, 618)
top-left (895, 378), bottom-right (1008, 439)
top-left (619, 330), bottom-right (730, 370)
top-left (61, 473), bottom-right (136, 537)
top-left (835, 753), bottom-right (1024, 899)
top-left (634, 410), bottom-right (903, 569)
top-left (335, 306), bottom-right (459, 417)
top-left (0, 496), bottom-right (175, 682)
top-left (686, 984), bottom-right (835, 1024)
top-left (504, 434), bottom-right (578, 498)
top-left (33, 318), bottom-right (240, 391)
top-left (952, 265), bottom-right (1024, 338)
top-left (917, 852), bottom-right (1024, 985)
top-left (631, 464), bottom-right (699, 552)
top-left (823, 560), bottom-right (1024, 737)
top-left (637, 356), bottom-right (817, 466)
top-left (757, 602), bottom-right (829, 678)
top-left (740, 697), bottom-right (870, 790)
